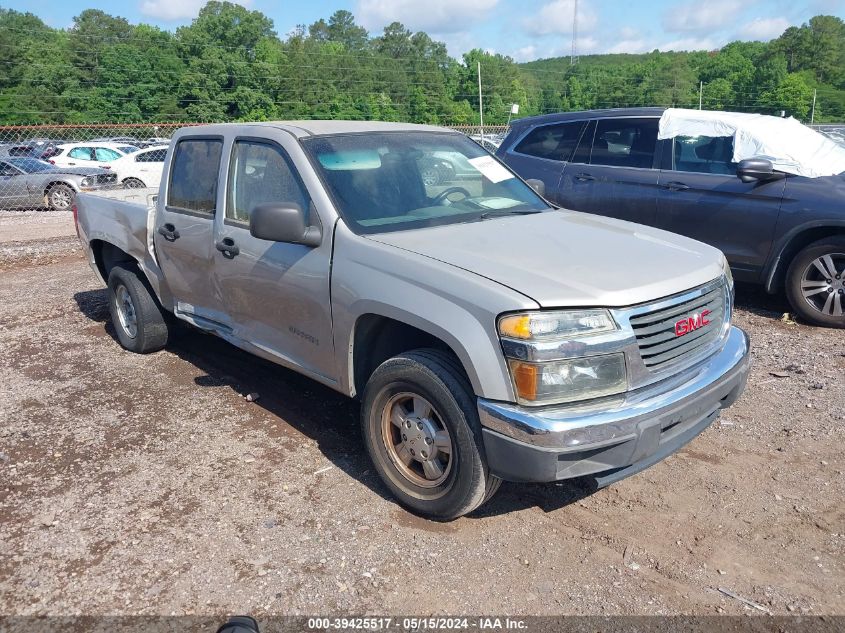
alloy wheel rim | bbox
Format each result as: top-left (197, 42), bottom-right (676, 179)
top-left (800, 252), bottom-right (845, 318)
top-left (51, 188), bottom-right (71, 209)
top-left (114, 284), bottom-right (138, 339)
top-left (381, 392), bottom-right (452, 488)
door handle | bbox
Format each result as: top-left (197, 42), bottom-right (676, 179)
top-left (663, 181), bottom-right (690, 191)
top-left (574, 172), bottom-right (596, 182)
top-left (157, 223), bottom-right (180, 242)
top-left (216, 237), bottom-right (240, 259)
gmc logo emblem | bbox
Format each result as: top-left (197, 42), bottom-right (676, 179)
top-left (675, 309), bottom-right (711, 336)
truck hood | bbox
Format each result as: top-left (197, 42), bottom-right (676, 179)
top-left (368, 210), bottom-right (726, 308)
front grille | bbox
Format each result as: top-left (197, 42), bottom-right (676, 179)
top-left (96, 173), bottom-right (117, 184)
top-left (630, 281), bottom-right (728, 371)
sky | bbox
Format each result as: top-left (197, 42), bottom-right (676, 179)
top-left (6, 0), bottom-right (845, 62)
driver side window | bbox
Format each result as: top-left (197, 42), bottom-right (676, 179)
top-left (673, 135), bottom-right (737, 175)
top-left (226, 141), bottom-right (310, 225)
top-left (0, 162), bottom-right (18, 177)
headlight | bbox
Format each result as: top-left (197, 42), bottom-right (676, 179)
top-left (498, 309), bottom-right (627, 406)
top-left (80, 177), bottom-right (91, 187)
top-left (498, 309), bottom-right (616, 340)
top-left (507, 354), bottom-right (627, 405)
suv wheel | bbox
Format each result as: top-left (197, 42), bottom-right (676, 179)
top-left (785, 236), bottom-right (845, 328)
top-left (361, 349), bottom-right (501, 520)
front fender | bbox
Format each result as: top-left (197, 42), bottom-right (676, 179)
top-left (330, 223), bottom-right (538, 401)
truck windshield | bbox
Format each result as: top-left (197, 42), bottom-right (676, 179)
top-left (301, 132), bottom-right (550, 234)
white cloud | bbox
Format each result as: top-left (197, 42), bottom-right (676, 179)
top-left (355, 0), bottom-right (499, 34)
top-left (619, 26), bottom-right (640, 40)
top-left (663, 0), bottom-right (746, 33)
top-left (604, 26), bottom-right (649, 54)
top-left (512, 45), bottom-right (538, 62)
top-left (606, 39), bottom-right (649, 54)
top-left (522, 0), bottom-right (598, 37)
top-left (139, 0), bottom-right (252, 21)
top-left (737, 17), bottom-right (791, 40)
top-left (657, 36), bottom-right (719, 51)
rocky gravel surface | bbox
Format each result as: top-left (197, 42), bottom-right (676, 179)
top-left (0, 210), bottom-right (843, 618)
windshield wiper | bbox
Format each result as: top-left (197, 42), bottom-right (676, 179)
top-left (478, 209), bottom-right (543, 220)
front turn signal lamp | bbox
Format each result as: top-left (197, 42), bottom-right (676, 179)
top-left (508, 353), bottom-right (627, 405)
top-left (498, 309), bottom-right (616, 340)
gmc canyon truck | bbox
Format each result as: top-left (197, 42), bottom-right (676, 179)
top-left (75, 121), bottom-right (750, 520)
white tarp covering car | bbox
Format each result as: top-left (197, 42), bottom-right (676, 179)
top-left (658, 108), bottom-right (845, 178)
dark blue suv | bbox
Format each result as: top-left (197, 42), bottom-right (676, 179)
top-left (497, 107), bottom-right (845, 328)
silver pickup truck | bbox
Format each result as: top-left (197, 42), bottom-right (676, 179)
top-left (75, 121), bottom-right (750, 520)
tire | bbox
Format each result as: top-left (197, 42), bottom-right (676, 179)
top-left (420, 164), bottom-right (442, 187)
top-left (123, 177), bottom-right (146, 189)
top-left (785, 236), bottom-right (845, 328)
top-left (106, 264), bottom-right (171, 353)
top-left (361, 348), bottom-right (501, 520)
top-left (46, 183), bottom-right (74, 210)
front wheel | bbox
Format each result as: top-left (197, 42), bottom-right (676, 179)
top-left (46, 183), bottom-right (74, 210)
top-left (361, 349), bottom-right (500, 520)
top-left (785, 236), bottom-right (845, 328)
top-left (123, 177), bottom-right (146, 189)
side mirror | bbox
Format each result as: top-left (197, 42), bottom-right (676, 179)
top-left (736, 158), bottom-right (784, 183)
top-left (249, 203), bottom-right (321, 246)
top-left (526, 178), bottom-right (546, 196)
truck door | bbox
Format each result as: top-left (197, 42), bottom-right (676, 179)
top-left (653, 135), bottom-right (785, 282)
top-left (211, 136), bottom-right (336, 384)
top-left (154, 137), bottom-right (230, 327)
top-left (558, 117), bottom-right (660, 226)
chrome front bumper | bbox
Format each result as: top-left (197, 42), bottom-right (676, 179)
top-left (478, 326), bottom-right (750, 483)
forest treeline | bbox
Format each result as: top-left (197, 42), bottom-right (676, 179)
top-left (0, 2), bottom-right (843, 125)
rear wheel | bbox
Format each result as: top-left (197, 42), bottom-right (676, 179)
top-left (361, 349), bottom-right (500, 520)
top-left (785, 236), bottom-right (845, 328)
top-left (107, 264), bottom-right (171, 353)
top-left (123, 177), bottom-right (146, 189)
top-left (46, 183), bottom-right (74, 210)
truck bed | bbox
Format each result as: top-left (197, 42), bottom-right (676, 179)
top-left (76, 187), bottom-right (164, 292)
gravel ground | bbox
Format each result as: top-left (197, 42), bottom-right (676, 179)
top-left (0, 210), bottom-right (843, 617)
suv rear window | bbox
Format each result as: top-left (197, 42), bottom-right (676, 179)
top-left (590, 118), bottom-right (658, 169)
top-left (167, 139), bottom-right (223, 214)
top-left (513, 121), bottom-right (585, 161)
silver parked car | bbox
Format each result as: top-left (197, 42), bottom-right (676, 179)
top-left (0, 157), bottom-right (118, 210)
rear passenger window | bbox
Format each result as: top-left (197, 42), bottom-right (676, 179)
top-left (136, 149), bottom-right (166, 163)
top-left (167, 139), bottom-right (223, 214)
top-left (590, 118), bottom-right (658, 168)
top-left (513, 121), bottom-right (585, 161)
top-left (226, 141), bottom-right (310, 224)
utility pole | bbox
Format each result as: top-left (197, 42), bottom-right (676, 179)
top-left (477, 61), bottom-right (484, 142)
top-left (810, 88), bottom-right (817, 124)
top-left (699, 81), bottom-right (703, 110)
top-left (570, 0), bottom-right (579, 65)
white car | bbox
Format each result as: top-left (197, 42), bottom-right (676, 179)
top-left (110, 145), bottom-right (168, 189)
top-left (50, 142), bottom-right (139, 170)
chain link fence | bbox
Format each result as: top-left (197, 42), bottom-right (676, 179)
top-left (0, 122), bottom-right (515, 211)
top-left (2, 119), bottom-right (843, 211)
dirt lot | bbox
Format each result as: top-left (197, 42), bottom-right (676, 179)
top-left (1, 210), bottom-right (843, 617)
